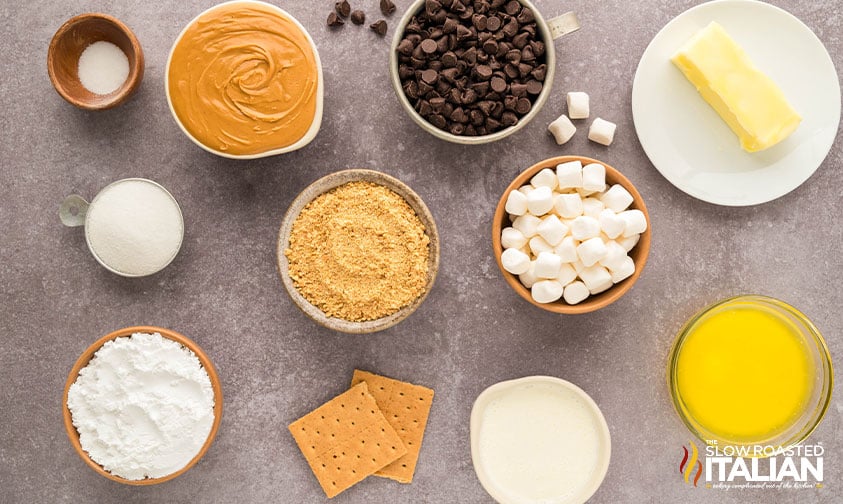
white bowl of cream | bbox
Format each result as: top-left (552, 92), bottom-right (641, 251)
top-left (470, 376), bottom-right (612, 504)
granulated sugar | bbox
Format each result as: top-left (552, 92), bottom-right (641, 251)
top-left (78, 41), bottom-right (129, 95)
top-left (85, 179), bottom-right (183, 277)
top-left (66, 332), bottom-right (215, 480)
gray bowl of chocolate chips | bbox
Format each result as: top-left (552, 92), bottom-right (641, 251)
top-left (390, 0), bottom-right (577, 145)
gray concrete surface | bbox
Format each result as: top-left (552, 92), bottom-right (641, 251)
top-left (1, 0), bottom-right (840, 502)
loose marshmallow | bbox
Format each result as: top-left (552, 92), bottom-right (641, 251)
top-left (599, 241), bottom-right (629, 272)
top-left (527, 186), bottom-right (554, 216)
top-left (567, 92), bottom-right (590, 119)
top-left (617, 233), bottom-right (640, 252)
top-left (563, 281), bottom-right (590, 305)
top-left (556, 161), bottom-right (583, 189)
top-left (501, 248), bottom-right (531, 275)
top-left (537, 215), bottom-right (568, 246)
top-left (581, 197), bottom-right (605, 219)
top-left (610, 256), bottom-right (635, 283)
top-left (600, 184), bottom-right (634, 213)
top-left (588, 117), bottom-right (617, 146)
top-left (553, 236), bottom-right (579, 263)
top-left (572, 260), bottom-right (586, 275)
top-left (554, 193), bottom-right (584, 219)
top-left (619, 209), bottom-right (647, 237)
top-left (577, 237), bottom-right (608, 267)
top-left (598, 209), bottom-right (625, 239)
top-left (501, 227), bottom-right (528, 250)
top-left (548, 115), bottom-right (576, 145)
top-left (532, 280), bottom-right (564, 304)
top-left (505, 189), bottom-right (528, 215)
top-left (531, 168), bottom-right (558, 190)
top-left (582, 163), bottom-right (606, 192)
top-left (556, 263), bottom-right (577, 286)
top-left (529, 235), bottom-right (554, 256)
top-left (579, 265), bottom-right (613, 295)
top-left (519, 260), bottom-right (538, 289)
top-left (512, 214), bottom-right (541, 238)
top-left (571, 216), bottom-right (601, 240)
top-left (534, 252), bottom-right (563, 279)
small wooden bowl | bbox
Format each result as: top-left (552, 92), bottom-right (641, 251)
top-left (492, 156), bottom-right (651, 314)
top-left (47, 13), bottom-right (144, 110)
top-left (62, 326), bottom-right (223, 485)
top-left (277, 169), bottom-right (440, 334)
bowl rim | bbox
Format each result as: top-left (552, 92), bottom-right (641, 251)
top-left (491, 155), bottom-right (652, 314)
top-left (47, 12), bottom-right (145, 111)
top-left (62, 325), bottom-right (224, 485)
top-left (388, 0), bottom-right (556, 145)
top-left (276, 169), bottom-right (440, 334)
top-left (666, 294), bottom-right (834, 451)
top-left (164, 0), bottom-right (324, 160)
top-left (470, 375), bottom-right (612, 504)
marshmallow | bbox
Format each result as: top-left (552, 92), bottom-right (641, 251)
top-left (519, 260), bottom-right (538, 289)
top-left (610, 255), bottom-right (635, 283)
top-left (579, 265), bottom-right (613, 295)
top-left (529, 235), bottom-right (554, 256)
top-left (571, 216), bottom-right (601, 240)
top-left (556, 263), bottom-right (577, 286)
top-left (554, 193), bottom-right (584, 219)
top-left (532, 280), bottom-right (564, 304)
top-left (512, 214), bottom-right (541, 238)
top-left (581, 197), bottom-right (605, 218)
top-left (553, 236), bottom-right (579, 263)
top-left (600, 184), bottom-right (634, 213)
top-left (588, 118), bottom-right (617, 146)
top-left (537, 215), bottom-right (568, 246)
top-left (527, 186), bottom-right (554, 216)
top-left (572, 260), bottom-right (586, 274)
top-left (563, 281), bottom-right (590, 305)
top-left (534, 252), bottom-right (563, 279)
top-left (567, 91), bottom-right (590, 120)
top-left (598, 209), bottom-right (625, 239)
top-left (501, 248), bottom-right (531, 275)
top-left (617, 233), bottom-right (640, 252)
top-left (556, 161), bottom-right (583, 189)
top-left (505, 189), bottom-right (528, 215)
top-left (582, 163), bottom-right (606, 192)
top-left (531, 168), bottom-right (558, 190)
top-left (501, 227), bottom-right (528, 249)
top-left (599, 241), bottom-right (629, 272)
top-left (548, 115), bottom-right (576, 145)
top-left (519, 185), bottom-right (534, 197)
top-left (577, 237), bottom-right (608, 267)
top-left (619, 209), bottom-right (648, 237)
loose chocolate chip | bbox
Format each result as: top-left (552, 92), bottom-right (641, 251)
top-left (512, 32), bottom-right (530, 49)
top-left (380, 0), bottom-right (397, 16)
top-left (471, 81), bottom-right (490, 96)
top-left (429, 114), bottom-right (448, 129)
top-left (510, 82), bottom-right (528, 97)
top-left (336, 0), bottom-right (351, 18)
top-left (441, 51), bottom-right (458, 67)
top-left (505, 1), bottom-right (521, 15)
top-left (490, 101), bottom-right (504, 118)
top-left (459, 5), bottom-right (475, 20)
top-left (472, 14), bottom-right (487, 31)
top-left (482, 39), bottom-right (498, 55)
top-left (473, 64), bottom-right (492, 80)
top-left (501, 111), bottom-right (518, 126)
top-left (525, 79), bottom-right (543, 95)
top-left (421, 69), bottom-right (439, 84)
top-left (429, 60), bottom-right (444, 72)
top-left (461, 88), bottom-right (478, 104)
top-left (490, 76), bottom-right (507, 93)
top-left (462, 46), bottom-right (477, 64)
top-left (426, 0), bottom-right (442, 15)
top-left (436, 36), bottom-right (450, 52)
top-left (451, 0), bottom-right (467, 14)
top-left (403, 81), bottom-right (419, 99)
top-left (417, 79), bottom-right (434, 95)
top-left (485, 117), bottom-right (501, 131)
top-left (417, 100), bottom-right (433, 116)
top-left (398, 65), bottom-right (415, 80)
top-left (456, 23), bottom-right (473, 41)
top-left (470, 109), bottom-right (485, 126)
top-left (430, 97), bottom-right (447, 111)
top-left (530, 64), bottom-right (546, 81)
top-left (443, 17), bottom-right (459, 33)
top-left (521, 23), bottom-right (536, 37)
top-left (450, 107), bottom-right (468, 123)
top-left (370, 20), bottom-right (388, 36)
top-left (465, 124), bottom-right (478, 136)
top-left (504, 95), bottom-right (518, 111)
top-left (398, 39), bottom-right (414, 56)
top-left (521, 45), bottom-right (535, 62)
top-left (530, 40), bottom-right (545, 57)
top-left (515, 97), bottom-right (531, 114)
top-left (350, 10), bottom-right (366, 25)
top-left (518, 62), bottom-right (533, 78)
top-left (516, 7), bottom-right (534, 24)
top-left (503, 63), bottom-right (519, 79)
top-left (327, 12), bottom-right (344, 27)
top-left (440, 67), bottom-right (460, 82)
top-left (505, 49), bottom-right (521, 64)
top-left (501, 18), bottom-right (519, 38)
top-left (486, 15), bottom-right (502, 32)
top-left (421, 38), bottom-right (438, 54)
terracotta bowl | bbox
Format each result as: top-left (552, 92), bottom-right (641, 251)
top-left (62, 326), bottom-right (223, 485)
top-left (277, 169), bottom-right (440, 334)
top-left (47, 13), bottom-right (144, 110)
top-left (492, 156), bottom-right (651, 314)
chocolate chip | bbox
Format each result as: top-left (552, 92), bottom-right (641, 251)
top-left (370, 20), bottom-right (388, 36)
top-left (501, 111), bottom-right (518, 126)
top-left (482, 39), bottom-right (498, 55)
top-left (426, 0), bottom-right (442, 15)
top-left (512, 32), bottom-right (530, 49)
top-left (350, 10), bottom-right (365, 25)
top-left (421, 69), bottom-right (439, 84)
top-left (505, 0), bottom-right (521, 15)
top-left (501, 18), bottom-right (519, 38)
top-left (472, 14), bottom-right (487, 31)
top-left (398, 39), bottom-right (414, 56)
top-left (530, 64), bottom-right (546, 81)
top-left (380, 0), bottom-right (396, 16)
top-left (429, 97), bottom-right (447, 111)
top-left (429, 114), bottom-right (448, 129)
top-left (442, 51), bottom-right (459, 67)
top-left (398, 65), bottom-right (415, 80)
top-left (525, 79), bottom-right (543, 95)
top-left (515, 97), bottom-right (532, 114)
top-left (530, 40), bottom-right (545, 57)
top-left (490, 76), bottom-right (507, 93)
top-left (421, 38), bottom-right (438, 54)
top-left (486, 16), bottom-right (502, 31)
top-left (503, 63), bottom-right (519, 79)
top-left (504, 95), bottom-right (518, 111)
top-left (327, 12), bottom-right (344, 27)
top-left (473, 64), bottom-right (492, 80)
top-left (510, 82), bottom-right (528, 97)
top-left (335, 0), bottom-right (351, 18)
top-left (443, 17), bottom-right (459, 33)
top-left (516, 7), bottom-right (535, 24)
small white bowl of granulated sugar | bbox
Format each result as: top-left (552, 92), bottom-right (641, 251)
top-left (63, 326), bottom-right (223, 485)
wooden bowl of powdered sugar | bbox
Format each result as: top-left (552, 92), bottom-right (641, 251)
top-left (62, 326), bottom-right (222, 485)
top-left (277, 169), bottom-right (440, 334)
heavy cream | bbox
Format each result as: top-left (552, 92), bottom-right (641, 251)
top-left (472, 378), bottom-right (611, 504)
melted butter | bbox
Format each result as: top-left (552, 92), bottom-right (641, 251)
top-left (168, 3), bottom-right (318, 155)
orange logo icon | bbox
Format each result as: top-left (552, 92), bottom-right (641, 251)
top-left (680, 441), bottom-right (703, 487)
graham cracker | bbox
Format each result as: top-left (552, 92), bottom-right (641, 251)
top-left (351, 369), bottom-right (435, 483)
top-left (288, 382), bottom-right (407, 498)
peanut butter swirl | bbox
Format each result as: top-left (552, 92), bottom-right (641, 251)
top-left (168, 3), bottom-right (319, 155)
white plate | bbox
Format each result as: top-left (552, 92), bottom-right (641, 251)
top-left (632, 0), bottom-right (840, 206)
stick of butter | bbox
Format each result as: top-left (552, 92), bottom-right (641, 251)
top-left (672, 22), bottom-right (801, 153)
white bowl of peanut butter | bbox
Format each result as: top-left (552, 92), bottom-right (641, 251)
top-left (166, 1), bottom-right (323, 159)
